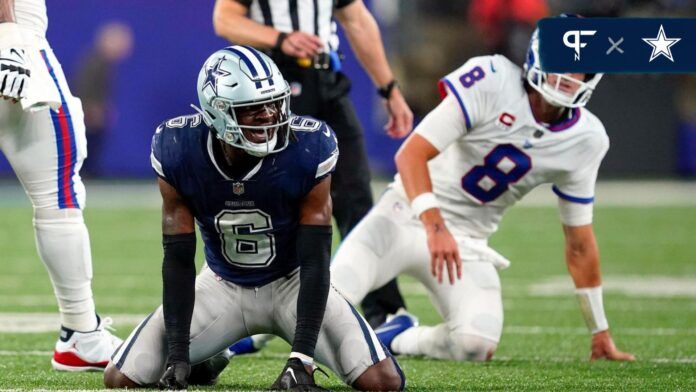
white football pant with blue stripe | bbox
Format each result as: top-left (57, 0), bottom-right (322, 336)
top-left (0, 41), bottom-right (96, 332)
top-left (111, 266), bottom-right (399, 386)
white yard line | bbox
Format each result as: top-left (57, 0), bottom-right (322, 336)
top-left (2, 180), bottom-right (696, 208)
top-left (0, 350), bottom-right (693, 365)
top-left (1, 313), bottom-right (694, 336)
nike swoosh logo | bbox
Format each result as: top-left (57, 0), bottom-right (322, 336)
top-left (323, 128), bottom-right (330, 137)
top-left (286, 367), bottom-right (298, 384)
top-left (375, 324), bottom-right (406, 334)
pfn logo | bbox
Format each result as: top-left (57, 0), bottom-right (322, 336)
top-left (563, 30), bottom-right (596, 61)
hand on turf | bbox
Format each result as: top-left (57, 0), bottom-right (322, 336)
top-left (421, 209), bottom-right (461, 285)
top-left (281, 31), bottom-right (323, 59)
top-left (157, 361), bottom-right (191, 390)
top-left (0, 48), bottom-right (31, 103)
top-left (590, 330), bottom-right (635, 361)
top-left (383, 87), bottom-right (413, 139)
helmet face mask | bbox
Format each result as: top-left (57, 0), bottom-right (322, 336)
top-left (195, 46), bottom-right (291, 157)
top-left (523, 29), bottom-right (603, 108)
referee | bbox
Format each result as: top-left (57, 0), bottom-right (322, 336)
top-left (213, 0), bottom-right (413, 331)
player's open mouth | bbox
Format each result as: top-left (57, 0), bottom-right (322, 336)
top-left (244, 127), bottom-right (276, 143)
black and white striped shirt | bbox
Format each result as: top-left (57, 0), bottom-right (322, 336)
top-left (234, 0), bottom-right (356, 51)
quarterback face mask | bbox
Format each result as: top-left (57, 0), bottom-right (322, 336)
top-left (523, 27), bottom-right (603, 108)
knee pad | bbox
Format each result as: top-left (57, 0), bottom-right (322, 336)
top-left (450, 333), bottom-right (498, 362)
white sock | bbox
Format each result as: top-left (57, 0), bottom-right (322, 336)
top-left (34, 208), bottom-right (97, 332)
top-left (392, 324), bottom-right (452, 359)
top-left (251, 334), bottom-right (275, 349)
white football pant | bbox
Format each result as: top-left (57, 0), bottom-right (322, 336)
top-left (331, 188), bottom-right (504, 361)
top-left (0, 47), bottom-right (96, 332)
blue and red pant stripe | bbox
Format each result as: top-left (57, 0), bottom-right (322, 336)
top-left (40, 49), bottom-right (80, 209)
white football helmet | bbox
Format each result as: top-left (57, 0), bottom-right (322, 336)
top-left (194, 45), bottom-right (291, 157)
top-left (523, 26), bottom-right (603, 108)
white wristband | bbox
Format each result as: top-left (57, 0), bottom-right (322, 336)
top-left (0, 23), bottom-right (25, 48)
top-left (575, 286), bottom-right (609, 334)
top-left (289, 351), bottom-right (313, 366)
top-left (410, 192), bottom-right (439, 217)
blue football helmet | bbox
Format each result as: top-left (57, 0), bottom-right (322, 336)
top-left (523, 23), bottom-right (603, 108)
top-left (194, 46), bottom-right (291, 157)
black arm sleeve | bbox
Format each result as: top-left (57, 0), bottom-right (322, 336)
top-left (291, 225), bottom-right (332, 357)
top-left (162, 233), bottom-right (197, 364)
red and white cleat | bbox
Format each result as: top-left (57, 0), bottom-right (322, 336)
top-left (51, 316), bottom-right (123, 372)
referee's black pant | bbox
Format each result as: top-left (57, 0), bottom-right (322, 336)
top-left (279, 62), bottom-right (405, 328)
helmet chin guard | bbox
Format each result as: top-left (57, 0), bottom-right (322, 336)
top-left (195, 45), bottom-right (291, 157)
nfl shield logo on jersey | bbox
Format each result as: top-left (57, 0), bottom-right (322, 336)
top-left (232, 182), bottom-right (245, 195)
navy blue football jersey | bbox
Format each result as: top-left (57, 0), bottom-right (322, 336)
top-left (150, 114), bottom-right (338, 286)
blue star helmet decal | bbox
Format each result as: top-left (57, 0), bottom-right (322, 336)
top-left (202, 57), bottom-right (231, 95)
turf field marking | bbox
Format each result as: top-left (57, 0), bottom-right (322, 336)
top-left (504, 326), bottom-right (696, 336)
top-left (2, 313), bottom-right (695, 336)
top-left (529, 275), bottom-right (696, 298)
top-left (0, 351), bottom-right (694, 364)
top-left (0, 313), bottom-right (147, 333)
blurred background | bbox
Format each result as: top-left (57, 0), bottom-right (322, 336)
top-left (0, 0), bottom-right (694, 179)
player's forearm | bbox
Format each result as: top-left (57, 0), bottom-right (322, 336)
top-left (338, 4), bottom-right (394, 86)
top-left (396, 135), bottom-right (445, 228)
top-left (563, 225), bottom-right (601, 288)
top-left (0, 0), bottom-right (15, 23)
top-left (161, 233), bottom-right (197, 364)
top-left (292, 225), bottom-right (332, 359)
top-left (213, 1), bottom-right (279, 49)
top-left (395, 143), bottom-right (434, 201)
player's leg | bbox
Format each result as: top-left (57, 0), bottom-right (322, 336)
top-left (330, 189), bottom-right (415, 307)
top-left (272, 273), bottom-right (405, 391)
top-left (105, 267), bottom-right (247, 387)
top-left (0, 61), bottom-right (123, 370)
top-left (392, 256), bottom-right (503, 361)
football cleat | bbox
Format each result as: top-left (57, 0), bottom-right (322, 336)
top-left (269, 357), bottom-right (329, 391)
top-left (374, 309), bottom-right (418, 354)
top-left (51, 316), bottom-right (123, 372)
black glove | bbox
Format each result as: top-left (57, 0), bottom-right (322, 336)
top-left (269, 358), bottom-right (330, 392)
top-left (157, 361), bottom-right (191, 390)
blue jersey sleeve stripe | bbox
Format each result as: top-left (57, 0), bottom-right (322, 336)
top-left (442, 78), bottom-right (472, 130)
top-left (552, 185), bottom-right (594, 204)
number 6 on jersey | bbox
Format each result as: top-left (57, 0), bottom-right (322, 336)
top-left (215, 209), bottom-right (276, 268)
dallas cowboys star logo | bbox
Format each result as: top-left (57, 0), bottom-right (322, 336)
top-left (642, 25), bottom-right (681, 63)
top-left (202, 57), bottom-right (231, 95)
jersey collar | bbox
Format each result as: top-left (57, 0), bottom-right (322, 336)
top-left (206, 130), bottom-right (264, 181)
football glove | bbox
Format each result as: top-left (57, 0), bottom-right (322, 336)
top-left (157, 361), bottom-right (191, 390)
top-left (0, 48), bottom-right (31, 101)
top-left (269, 357), bottom-right (330, 391)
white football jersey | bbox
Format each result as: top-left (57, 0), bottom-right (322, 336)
top-left (393, 54), bottom-right (609, 238)
top-left (15, 0), bottom-right (48, 37)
